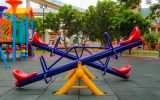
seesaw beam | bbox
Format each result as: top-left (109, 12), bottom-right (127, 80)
top-left (16, 39), bottom-right (143, 87)
top-left (32, 42), bottom-right (127, 79)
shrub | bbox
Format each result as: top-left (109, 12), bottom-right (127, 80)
top-left (143, 33), bottom-right (159, 49)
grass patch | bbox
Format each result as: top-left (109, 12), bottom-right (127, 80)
top-left (123, 50), bottom-right (159, 57)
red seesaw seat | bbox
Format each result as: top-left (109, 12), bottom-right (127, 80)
top-left (112, 65), bottom-right (131, 74)
top-left (119, 27), bottom-right (141, 45)
top-left (33, 32), bottom-right (48, 46)
top-left (13, 69), bottom-right (37, 81)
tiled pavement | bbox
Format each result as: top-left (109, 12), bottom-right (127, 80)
top-left (0, 56), bottom-right (160, 100)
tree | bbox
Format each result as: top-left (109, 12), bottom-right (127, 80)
top-left (57, 5), bottom-right (81, 37)
top-left (96, 0), bottom-right (120, 45)
top-left (144, 33), bottom-right (159, 49)
top-left (34, 17), bottom-right (43, 36)
top-left (148, 3), bottom-right (160, 25)
top-left (146, 0), bottom-right (152, 4)
top-left (117, 0), bottom-right (141, 9)
top-left (108, 4), bottom-right (127, 42)
top-left (75, 13), bottom-right (90, 46)
top-left (81, 5), bottom-right (98, 45)
top-left (84, 0), bottom-right (150, 48)
top-left (44, 12), bottom-right (59, 32)
top-left (84, 0), bottom-right (149, 45)
top-left (83, 0), bottom-right (120, 46)
top-left (115, 10), bottom-right (150, 38)
top-left (111, 10), bottom-right (151, 55)
top-left (56, 5), bottom-right (82, 47)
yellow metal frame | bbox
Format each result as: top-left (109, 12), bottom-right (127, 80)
top-left (65, 65), bottom-right (96, 79)
top-left (0, 19), bottom-right (12, 43)
top-left (55, 62), bottom-right (105, 96)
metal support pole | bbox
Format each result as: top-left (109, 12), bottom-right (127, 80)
top-left (12, 15), bottom-right (17, 61)
top-left (43, 7), bottom-right (45, 53)
top-left (26, 16), bottom-right (29, 58)
top-left (31, 19), bottom-right (34, 57)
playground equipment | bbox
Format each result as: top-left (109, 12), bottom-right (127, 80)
top-left (55, 61), bottom-right (104, 95)
top-left (0, 0), bottom-right (35, 62)
top-left (13, 27), bottom-right (143, 95)
top-left (0, 44), bottom-right (9, 68)
top-left (0, 6), bottom-right (10, 68)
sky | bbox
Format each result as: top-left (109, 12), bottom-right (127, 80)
top-left (0, 0), bottom-right (159, 9)
top-left (60, 0), bottom-right (158, 8)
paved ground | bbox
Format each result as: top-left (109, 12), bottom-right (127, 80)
top-left (0, 55), bottom-right (160, 100)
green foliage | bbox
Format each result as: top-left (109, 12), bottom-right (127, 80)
top-left (44, 12), bottom-right (59, 32)
top-left (83, 0), bottom-right (120, 45)
top-left (146, 0), bottom-right (152, 4)
top-left (143, 33), bottom-right (159, 49)
top-left (96, 0), bottom-right (118, 43)
top-left (34, 17), bottom-right (43, 36)
top-left (117, 0), bottom-right (141, 9)
top-left (157, 32), bottom-right (160, 37)
top-left (83, 0), bottom-right (150, 45)
top-left (83, 5), bottom-right (98, 42)
top-left (57, 5), bottom-right (82, 37)
top-left (37, 0), bottom-right (151, 46)
top-left (112, 10), bottom-right (151, 39)
top-left (148, 3), bottom-right (160, 25)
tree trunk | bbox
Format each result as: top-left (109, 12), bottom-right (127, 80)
top-left (63, 36), bottom-right (68, 51)
top-left (128, 48), bottom-right (132, 55)
top-left (100, 39), bottom-right (106, 46)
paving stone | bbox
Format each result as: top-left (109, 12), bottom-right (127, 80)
top-left (0, 56), bottom-right (160, 100)
top-left (38, 94), bottom-right (78, 100)
top-left (112, 87), bottom-right (150, 95)
top-left (79, 95), bottom-right (119, 100)
top-left (145, 87), bottom-right (160, 98)
top-left (0, 87), bottom-right (14, 94)
top-left (7, 87), bottom-right (45, 95)
top-left (0, 95), bottom-right (39, 100)
top-left (0, 81), bottom-right (15, 87)
top-left (119, 95), bottom-right (160, 100)
top-left (135, 80), bottom-right (160, 87)
top-left (106, 79), bottom-right (139, 88)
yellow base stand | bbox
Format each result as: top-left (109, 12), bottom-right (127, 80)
top-left (65, 65), bottom-right (96, 79)
top-left (55, 62), bottom-right (105, 96)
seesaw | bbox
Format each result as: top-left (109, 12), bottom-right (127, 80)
top-left (31, 28), bottom-right (140, 79)
top-left (13, 27), bottom-right (144, 95)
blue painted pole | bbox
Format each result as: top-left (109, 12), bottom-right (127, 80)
top-left (20, 20), bottom-right (23, 44)
top-left (119, 51), bottom-right (122, 59)
top-left (20, 20), bottom-right (24, 60)
top-left (31, 19), bottom-right (34, 39)
top-left (26, 16), bottom-right (29, 58)
top-left (32, 41), bottom-right (130, 78)
top-left (31, 19), bottom-right (34, 57)
top-left (12, 15), bottom-right (17, 61)
top-left (17, 39), bottom-right (143, 87)
top-left (0, 46), bottom-right (9, 68)
top-left (6, 14), bottom-right (10, 59)
top-left (6, 44), bottom-right (9, 59)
